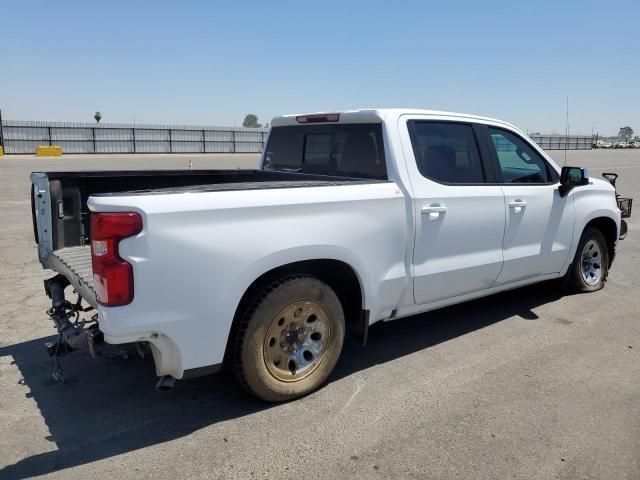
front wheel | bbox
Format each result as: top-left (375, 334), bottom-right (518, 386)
top-left (234, 275), bottom-right (345, 402)
top-left (563, 227), bottom-right (609, 292)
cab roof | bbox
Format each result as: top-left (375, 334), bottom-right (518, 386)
top-left (270, 108), bottom-right (518, 131)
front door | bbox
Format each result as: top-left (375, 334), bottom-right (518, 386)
top-left (484, 126), bottom-right (575, 284)
top-left (402, 119), bottom-right (506, 304)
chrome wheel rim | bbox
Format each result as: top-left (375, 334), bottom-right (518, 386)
top-left (263, 300), bottom-right (332, 382)
top-left (581, 240), bottom-right (602, 286)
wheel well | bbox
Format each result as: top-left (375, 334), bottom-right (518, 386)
top-left (223, 259), bottom-right (365, 365)
top-left (584, 217), bottom-right (617, 266)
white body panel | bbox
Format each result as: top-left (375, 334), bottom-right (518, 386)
top-left (498, 184), bottom-right (574, 284)
top-left (89, 182), bottom-right (408, 377)
top-left (81, 108), bottom-right (621, 379)
top-left (411, 185), bottom-right (505, 303)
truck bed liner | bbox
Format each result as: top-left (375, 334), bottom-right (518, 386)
top-left (49, 247), bottom-right (97, 308)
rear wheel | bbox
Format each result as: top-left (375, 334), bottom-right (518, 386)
top-left (563, 227), bottom-right (609, 292)
top-left (235, 275), bottom-right (345, 402)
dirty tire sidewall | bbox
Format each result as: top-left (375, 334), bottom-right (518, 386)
top-left (237, 275), bottom-right (345, 402)
top-left (567, 227), bottom-right (609, 292)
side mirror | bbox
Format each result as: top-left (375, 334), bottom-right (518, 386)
top-left (559, 166), bottom-right (589, 197)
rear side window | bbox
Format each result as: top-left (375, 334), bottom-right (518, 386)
top-left (488, 127), bottom-right (556, 184)
top-left (407, 121), bottom-right (485, 184)
top-left (264, 124), bottom-right (387, 179)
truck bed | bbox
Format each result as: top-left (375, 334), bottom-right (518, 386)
top-left (31, 169), bottom-right (387, 307)
top-left (32, 169), bottom-right (384, 250)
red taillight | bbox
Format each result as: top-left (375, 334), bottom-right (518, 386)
top-left (91, 212), bottom-right (142, 306)
top-left (295, 113), bottom-right (340, 123)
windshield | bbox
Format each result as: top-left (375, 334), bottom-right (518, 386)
top-left (263, 123), bottom-right (387, 179)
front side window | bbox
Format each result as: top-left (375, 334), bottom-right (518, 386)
top-left (407, 121), bottom-right (485, 184)
top-left (264, 123), bottom-right (386, 179)
top-left (488, 128), bottom-right (556, 183)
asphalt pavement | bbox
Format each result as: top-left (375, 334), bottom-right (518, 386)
top-left (0, 150), bottom-right (638, 480)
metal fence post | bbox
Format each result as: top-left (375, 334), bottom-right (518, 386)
top-left (132, 127), bottom-right (136, 154)
top-left (202, 130), bottom-right (205, 153)
top-left (92, 127), bottom-right (97, 153)
top-left (169, 128), bottom-right (173, 153)
top-left (0, 109), bottom-right (4, 152)
top-left (232, 130), bottom-right (236, 153)
top-left (48, 126), bottom-right (52, 146)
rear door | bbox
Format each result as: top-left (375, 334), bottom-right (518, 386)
top-left (400, 118), bottom-right (506, 304)
top-left (482, 126), bottom-right (574, 284)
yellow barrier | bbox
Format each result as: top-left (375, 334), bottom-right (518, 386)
top-left (36, 145), bottom-right (62, 156)
top-left (0, 146), bottom-right (4, 156)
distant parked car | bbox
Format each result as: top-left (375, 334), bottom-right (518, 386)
top-left (614, 142), bottom-right (628, 149)
top-left (599, 142), bottom-right (613, 149)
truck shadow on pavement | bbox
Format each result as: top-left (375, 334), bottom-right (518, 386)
top-left (0, 282), bottom-right (562, 479)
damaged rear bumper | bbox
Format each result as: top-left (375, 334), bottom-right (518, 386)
top-left (44, 274), bottom-right (102, 356)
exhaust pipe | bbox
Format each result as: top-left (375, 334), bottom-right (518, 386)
top-left (156, 375), bottom-right (176, 391)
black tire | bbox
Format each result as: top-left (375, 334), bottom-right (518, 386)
top-left (234, 275), bottom-right (345, 402)
top-left (563, 227), bottom-right (609, 292)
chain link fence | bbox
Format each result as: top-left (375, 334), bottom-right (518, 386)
top-left (528, 134), bottom-right (593, 150)
top-left (0, 120), bottom-right (269, 154)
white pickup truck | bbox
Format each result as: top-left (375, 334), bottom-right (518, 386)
top-left (31, 109), bottom-right (632, 401)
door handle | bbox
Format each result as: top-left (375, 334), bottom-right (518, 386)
top-left (422, 204), bottom-right (447, 219)
top-left (509, 200), bottom-right (527, 213)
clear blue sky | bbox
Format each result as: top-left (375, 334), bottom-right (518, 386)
top-left (2, 0), bottom-right (638, 135)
